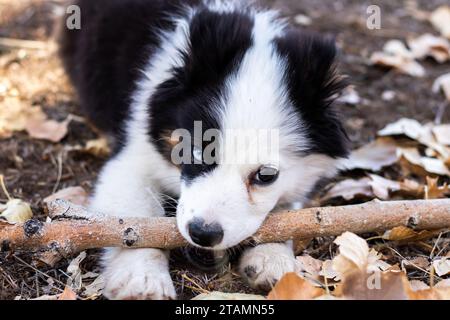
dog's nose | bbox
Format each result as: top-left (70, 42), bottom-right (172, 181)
top-left (188, 218), bottom-right (224, 247)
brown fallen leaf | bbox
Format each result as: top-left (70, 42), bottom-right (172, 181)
top-left (335, 270), bottom-right (410, 300)
top-left (398, 148), bottom-right (450, 177)
top-left (322, 178), bottom-right (374, 202)
top-left (402, 257), bottom-right (430, 271)
top-left (319, 260), bottom-right (340, 281)
top-left (433, 73), bottom-right (450, 102)
top-left (25, 114), bottom-right (70, 143)
top-left (44, 186), bottom-right (89, 207)
top-left (436, 279), bottom-right (450, 288)
top-left (425, 176), bottom-right (450, 199)
top-left (267, 273), bottom-right (324, 300)
top-left (342, 137), bottom-right (398, 171)
top-left (296, 255), bottom-right (323, 280)
top-left (370, 40), bottom-right (425, 77)
top-left (0, 175), bottom-right (33, 223)
top-left (332, 232), bottom-right (391, 276)
top-left (66, 252), bottom-right (87, 291)
top-left (58, 286), bottom-right (77, 300)
top-left (368, 174), bottom-right (400, 200)
top-left (407, 285), bottom-right (450, 300)
top-left (378, 118), bottom-right (450, 162)
top-left (378, 118), bottom-right (428, 141)
top-left (409, 280), bottom-right (430, 291)
top-left (382, 226), bottom-right (437, 243)
top-left (432, 124), bottom-right (450, 146)
top-left (83, 275), bottom-right (106, 299)
top-left (432, 258), bottom-right (450, 277)
top-left (84, 137), bottom-right (111, 157)
top-left (0, 97), bottom-right (44, 139)
top-left (398, 179), bottom-right (425, 198)
top-left (430, 6), bottom-right (450, 39)
top-left (337, 86), bottom-right (361, 105)
top-left (407, 34), bottom-right (450, 63)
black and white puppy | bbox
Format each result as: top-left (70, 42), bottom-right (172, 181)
top-left (60, 0), bottom-right (349, 299)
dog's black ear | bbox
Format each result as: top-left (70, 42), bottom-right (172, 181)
top-left (274, 29), bottom-right (350, 158)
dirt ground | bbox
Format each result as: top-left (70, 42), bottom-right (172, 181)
top-left (0, 0), bottom-right (449, 300)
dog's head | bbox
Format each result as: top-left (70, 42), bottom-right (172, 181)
top-left (150, 7), bottom-right (349, 249)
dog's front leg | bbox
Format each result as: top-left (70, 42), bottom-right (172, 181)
top-left (239, 242), bottom-right (299, 291)
top-left (89, 150), bottom-right (176, 300)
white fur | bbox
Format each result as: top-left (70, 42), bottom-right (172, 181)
top-left (239, 242), bottom-right (300, 290)
top-left (88, 14), bottom-right (192, 301)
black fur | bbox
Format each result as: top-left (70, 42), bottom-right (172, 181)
top-left (59, 0), bottom-right (199, 145)
top-left (149, 7), bottom-right (254, 182)
top-left (274, 29), bottom-right (350, 158)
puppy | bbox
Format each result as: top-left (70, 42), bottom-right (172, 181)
top-left (60, 0), bottom-right (349, 299)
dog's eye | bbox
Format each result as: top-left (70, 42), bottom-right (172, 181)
top-left (192, 146), bottom-right (203, 163)
top-left (253, 165), bottom-right (279, 185)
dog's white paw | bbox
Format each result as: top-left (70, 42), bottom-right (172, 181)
top-left (102, 248), bottom-right (176, 300)
top-left (239, 243), bottom-right (298, 291)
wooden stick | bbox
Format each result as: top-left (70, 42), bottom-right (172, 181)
top-left (1, 199), bottom-right (450, 257)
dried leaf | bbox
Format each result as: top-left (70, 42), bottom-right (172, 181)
top-left (370, 40), bottom-right (425, 77)
top-left (25, 115), bottom-right (70, 143)
top-left (378, 118), bottom-right (428, 140)
top-left (402, 257), bottom-right (430, 270)
top-left (0, 199), bottom-right (33, 223)
top-left (433, 73), bottom-right (450, 101)
top-left (58, 286), bottom-right (77, 300)
top-left (398, 148), bottom-right (450, 177)
top-left (83, 275), bottom-right (106, 298)
top-left (378, 118), bottom-right (450, 162)
top-left (384, 39), bottom-right (415, 58)
top-left (193, 292), bottom-right (265, 300)
top-left (322, 178), bottom-right (374, 201)
top-left (430, 6), bottom-right (450, 39)
top-left (436, 279), bottom-right (450, 288)
top-left (433, 258), bottom-right (450, 276)
top-left (368, 174), bottom-right (400, 200)
top-left (398, 179), bottom-right (424, 197)
top-left (409, 280), bottom-right (430, 291)
top-left (296, 255), bottom-right (323, 279)
top-left (336, 270), bottom-right (410, 300)
top-left (0, 97), bottom-right (44, 139)
top-left (407, 285), bottom-right (450, 300)
top-left (267, 273), bottom-right (324, 300)
top-left (342, 137), bottom-right (398, 171)
top-left (337, 86), bottom-right (361, 105)
top-left (333, 232), bottom-right (391, 280)
top-left (319, 260), bottom-right (340, 281)
top-left (66, 251), bottom-right (87, 290)
top-left (432, 124), bottom-right (450, 145)
top-left (382, 226), bottom-right (437, 242)
top-left (84, 137), bottom-right (111, 157)
top-left (407, 34), bottom-right (450, 63)
top-left (333, 232), bottom-right (370, 273)
top-left (425, 177), bottom-right (450, 199)
top-left (44, 186), bottom-right (89, 207)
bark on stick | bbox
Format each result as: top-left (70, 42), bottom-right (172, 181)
top-left (1, 199), bottom-right (450, 256)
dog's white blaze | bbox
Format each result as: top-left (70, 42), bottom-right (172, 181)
top-left (176, 10), bottom-right (338, 249)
